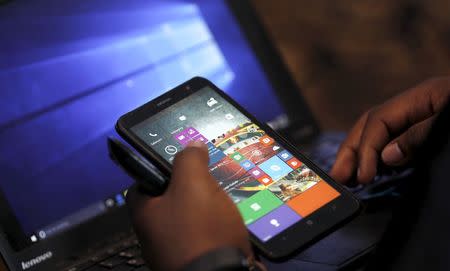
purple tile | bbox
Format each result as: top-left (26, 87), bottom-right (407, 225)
top-left (174, 130), bottom-right (192, 146)
top-left (192, 134), bottom-right (208, 143)
top-left (250, 167), bottom-right (264, 178)
top-left (185, 127), bottom-right (199, 137)
top-left (248, 205), bottom-right (301, 242)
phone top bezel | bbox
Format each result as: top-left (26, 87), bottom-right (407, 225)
top-left (116, 76), bottom-right (361, 260)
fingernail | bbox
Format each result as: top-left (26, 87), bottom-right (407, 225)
top-left (382, 142), bottom-right (405, 165)
top-left (186, 140), bottom-right (206, 148)
top-left (357, 168), bottom-right (361, 179)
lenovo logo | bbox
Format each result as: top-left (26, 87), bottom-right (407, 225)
top-left (21, 251), bottom-right (53, 270)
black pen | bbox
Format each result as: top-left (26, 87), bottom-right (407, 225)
top-left (107, 137), bottom-right (168, 196)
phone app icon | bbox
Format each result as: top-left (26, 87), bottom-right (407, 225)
top-left (248, 205), bottom-right (301, 242)
top-left (270, 164), bottom-right (281, 171)
top-left (237, 190), bottom-right (283, 225)
top-left (250, 168), bottom-right (263, 177)
top-left (287, 158), bottom-right (302, 169)
top-left (240, 160), bottom-right (255, 170)
top-left (250, 203), bottom-right (261, 211)
top-left (164, 145), bottom-right (178, 155)
top-left (174, 130), bottom-right (192, 146)
top-left (259, 135), bottom-right (274, 146)
top-left (186, 127), bottom-right (199, 136)
top-left (270, 219), bottom-right (280, 227)
top-left (231, 152), bottom-right (245, 162)
top-left (225, 113), bottom-right (234, 120)
top-left (257, 175), bottom-right (273, 186)
top-left (277, 150), bottom-right (293, 161)
top-left (207, 97), bottom-right (218, 107)
top-left (258, 156), bottom-right (293, 180)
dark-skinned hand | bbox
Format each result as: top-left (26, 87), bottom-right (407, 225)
top-left (126, 141), bottom-right (254, 271)
top-left (331, 76), bottom-right (450, 184)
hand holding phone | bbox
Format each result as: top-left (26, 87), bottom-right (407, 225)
top-left (116, 77), bottom-right (360, 259)
top-left (126, 141), bottom-right (255, 271)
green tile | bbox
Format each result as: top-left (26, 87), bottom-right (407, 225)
top-left (237, 190), bottom-right (283, 225)
top-left (230, 151), bottom-right (245, 162)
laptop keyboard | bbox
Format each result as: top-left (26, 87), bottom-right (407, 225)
top-left (64, 237), bottom-right (150, 271)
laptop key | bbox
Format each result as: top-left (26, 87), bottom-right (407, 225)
top-left (119, 247), bottom-right (141, 259)
top-left (89, 252), bottom-right (111, 263)
top-left (127, 257), bottom-right (146, 267)
top-left (63, 260), bottom-right (95, 271)
top-left (100, 256), bottom-right (127, 268)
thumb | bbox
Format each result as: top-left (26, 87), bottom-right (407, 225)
top-left (169, 141), bottom-right (211, 191)
top-left (381, 116), bottom-right (435, 166)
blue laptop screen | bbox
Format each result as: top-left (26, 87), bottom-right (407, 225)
top-left (0, 0), bottom-right (286, 243)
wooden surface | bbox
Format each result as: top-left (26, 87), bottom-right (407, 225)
top-left (252, 0), bottom-right (450, 130)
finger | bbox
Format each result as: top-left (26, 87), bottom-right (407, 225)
top-left (169, 141), bottom-right (212, 193)
top-left (330, 111), bottom-right (369, 183)
top-left (357, 78), bottom-right (450, 183)
top-left (381, 116), bottom-right (436, 166)
top-left (126, 184), bottom-right (161, 223)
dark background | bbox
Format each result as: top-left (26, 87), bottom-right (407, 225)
top-left (252, 0), bottom-right (450, 130)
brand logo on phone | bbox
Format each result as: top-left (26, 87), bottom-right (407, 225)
top-left (156, 98), bottom-right (172, 106)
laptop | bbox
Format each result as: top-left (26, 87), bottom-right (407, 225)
top-left (0, 1), bottom-right (406, 270)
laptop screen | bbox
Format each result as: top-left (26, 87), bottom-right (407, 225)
top-left (0, 0), bottom-right (288, 249)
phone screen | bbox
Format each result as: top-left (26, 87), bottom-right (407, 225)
top-left (130, 86), bottom-right (341, 242)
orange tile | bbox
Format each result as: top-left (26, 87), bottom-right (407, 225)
top-left (286, 157), bottom-right (302, 169)
top-left (259, 135), bottom-right (274, 146)
top-left (257, 175), bottom-right (273, 186)
top-left (287, 181), bottom-right (340, 217)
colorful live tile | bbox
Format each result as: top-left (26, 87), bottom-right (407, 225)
top-left (268, 165), bottom-right (321, 202)
top-left (248, 205), bottom-right (302, 242)
top-left (173, 130), bottom-right (192, 146)
top-left (240, 160), bottom-right (256, 171)
top-left (286, 158), bottom-right (302, 169)
top-left (237, 190), bottom-right (283, 225)
top-left (207, 142), bottom-right (226, 166)
top-left (257, 175), bottom-right (273, 186)
top-left (259, 135), bottom-right (274, 146)
top-left (258, 155), bottom-right (293, 180)
top-left (230, 151), bottom-right (245, 162)
top-left (287, 181), bottom-right (340, 217)
top-left (185, 127), bottom-right (199, 137)
top-left (250, 167), bottom-right (264, 178)
top-left (277, 150), bottom-right (293, 161)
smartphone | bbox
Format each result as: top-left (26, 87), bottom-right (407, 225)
top-left (116, 77), bottom-right (360, 260)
